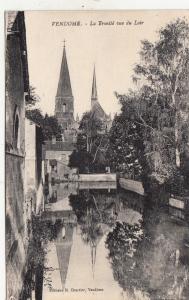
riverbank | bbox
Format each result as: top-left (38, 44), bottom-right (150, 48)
top-left (119, 177), bottom-right (189, 223)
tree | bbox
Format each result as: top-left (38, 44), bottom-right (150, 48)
top-left (26, 108), bottom-right (44, 126)
top-left (26, 109), bottom-right (62, 141)
top-left (181, 116), bottom-right (189, 186)
top-left (105, 201), bottom-right (189, 300)
top-left (110, 19), bottom-right (189, 192)
top-left (133, 19), bottom-right (189, 169)
top-left (105, 221), bottom-right (144, 295)
top-left (43, 114), bottom-right (62, 140)
top-left (69, 149), bottom-right (92, 173)
top-left (25, 85), bottom-right (62, 140)
top-left (106, 93), bottom-right (143, 177)
top-left (69, 111), bottom-right (109, 172)
top-left (69, 191), bottom-right (104, 245)
top-left (26, 85), bottom-right (40, 109)
top-left (115, 87), bottom-right (176, 181)
top-left (79, 111), bottom-right (103, 153)
top-left (69, 190), bottom-right (116, 246)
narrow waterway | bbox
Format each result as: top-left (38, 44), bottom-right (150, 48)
top-left (21, 182), bottom-right (189, 300)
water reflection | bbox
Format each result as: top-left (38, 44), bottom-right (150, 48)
top-left (106, 197), bottom-right (189, 300)
top-left (20, 183), bottom-right (189, 300)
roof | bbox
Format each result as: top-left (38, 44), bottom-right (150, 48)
top-left (56, 45), bottom-right (73, 98)
top-left (91, 100), bottom-right (109, 120)
top-left (90, 66), bottom-right (109, 120)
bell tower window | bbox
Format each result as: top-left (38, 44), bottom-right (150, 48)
top-left (63, 104), bottom-right (66, 113)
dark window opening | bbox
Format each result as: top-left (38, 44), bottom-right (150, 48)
top-left (13, 106), bottom-right (20, 149)
top-left (63, 104), bottom-right (66, 113)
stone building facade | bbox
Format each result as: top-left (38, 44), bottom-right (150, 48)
top-left (5, 11), bottom-right (30, 299)
top-left (25, 118), bottom-right (44, 215)
top-left (44, 139), bottom-right (75, 181)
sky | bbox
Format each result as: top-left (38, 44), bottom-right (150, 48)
top-left (25, 10), bottom-right (189, 119)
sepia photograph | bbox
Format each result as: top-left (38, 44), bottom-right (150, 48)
top-left (5, 10), bottom-right (189, 300)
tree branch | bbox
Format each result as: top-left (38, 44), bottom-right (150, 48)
top-left (92, 195), bottom-right (103, 222)
top-left (92, 135), bottom-right (104, 163)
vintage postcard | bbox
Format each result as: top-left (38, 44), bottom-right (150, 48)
top-left (5, 10), bottom-right (189, 300)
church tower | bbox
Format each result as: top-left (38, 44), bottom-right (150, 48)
top-left (91, 66), bottom-right (98, 107)
top-left (90, 66), bottom-right (112, 132)
top-left (55, 42), bottom-right (74, 130)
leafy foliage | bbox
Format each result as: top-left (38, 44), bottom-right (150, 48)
top-left (25, 85), bottom-right (61, 140)
top-left (133, 19), bottom-right (189, 171)
top-left (26, 108), bottom-right (44, 126)
top-left (107, 94), bottom-right (143, 177)
top-left (108, 19), bottom-right (189, 190)
top-left (25, 85), bottom-right (40, 108)
top-left (43, 114), bottom-right (62, 140)
top-left (26, 109), bottom-right (62, 140)
top-left (69, 190), bottom-right (117, 245)
top-left (69, 111), bottom-right (108, 172)
top-left (69, 149), bottom-right (92, 173)
top-left (105, 200), bottom-right (189, 299)
top-left (106, 221), bottom-right (144, 293)
top-left (27, 216), bottom-right (63, 270)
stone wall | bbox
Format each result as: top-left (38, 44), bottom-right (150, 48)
top-left (5, 12), bottom-right (29, 299)
top-left (6, 24), bottom-right (26, 156)
top-left (25, 118), bottom-right (44, 215)
top-left (45, 149), bottom-right (72, 179)
top-left (45, 149), bottom-right (72, 164)
top-left (6, 154), bottom-right (27, 300)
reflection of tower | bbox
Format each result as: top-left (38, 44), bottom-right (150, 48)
top-left (55, 41), bottom-right (74, 130)
top-left (76, 113), bottom-right (80, 123)
top-left (55, 224), bottom-right (74, 289)
top-left (90, 241), bottom-right (97, 279)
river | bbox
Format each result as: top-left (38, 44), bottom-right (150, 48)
top-left (20, 182), bottom-right (189, 300)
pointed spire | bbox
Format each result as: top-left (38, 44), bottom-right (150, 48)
top-left (76, 113), bottom-right (79, 122)
top-left (91, 65), bottom-right (98, 104)
top-left (90, 242), bottom-right (97, 279)
top-left (55, 225), bottom-right (74, 289)
top-left (56, 42), bottom-right (73, 98)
